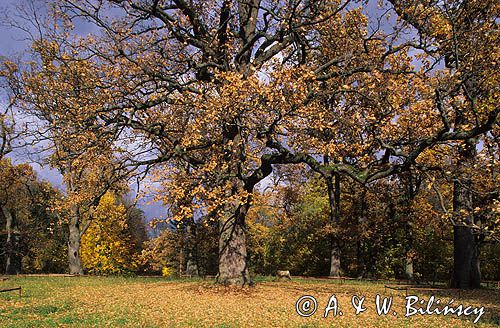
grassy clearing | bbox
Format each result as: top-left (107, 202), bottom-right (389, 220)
top-left (0, 276), bottom-right (498, 327)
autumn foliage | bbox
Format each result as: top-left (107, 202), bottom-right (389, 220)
top-left (0, 0), bottom-right (497, 291)
top-left (80, 193), bottom-right (142, 275)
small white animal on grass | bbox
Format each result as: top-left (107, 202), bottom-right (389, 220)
top-left (276, 270), bottom-right (291, 280)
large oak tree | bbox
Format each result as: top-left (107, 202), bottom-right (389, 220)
top-left (10, 0), bottom-right (498, 286)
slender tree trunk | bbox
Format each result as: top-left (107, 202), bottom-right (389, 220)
top-left (357, 189), bottom-right (367, 278)
top-left (356, 240), bottom-right (365, 278)
top-left (325, 168), bottom-right (342, 277)
top-left (329, 241), bottom-right (341, 277)
top-left (3, 206), bottom-right (21, 274)
top-left (217, 201), bottom-right (250, 286)
top-left (402, 172), bottom-right (421, 280)
top-left (404, 253), bottom-right (414, 280)
top-left (404, 257), bottom-right (414, 280)
top-left (450, 178), bottom-right (481, 289)
top-left (0, 207), bottom-right (5, 270)
top-left (404, 217), bottom-right (415, 280)
top-left (185, 221), bottom-right (199, 276)
top-left (178, 234), bottom-right (183, 276)
top-left (68, 205), bottom-right (83, 275)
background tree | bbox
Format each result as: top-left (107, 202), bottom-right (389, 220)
top-left (80, 192), bottom-right (145, 275)
top-left (0, 159), bottom-right (66, 274)
top-left (20, 180), bottom-right (67, 274)
top-left (387, 0), bottom-right (499, 289)
top-left (420, 143), bottom-right (499, 288)
top-left (8, 40), bottom-right (129, 274)
top-left (140, 218), bottom-right (218, 277)
top-left (0, 159), bottom-right (35, 274)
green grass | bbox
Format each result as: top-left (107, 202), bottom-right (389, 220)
top-left (0, 277), bottom-right (147, 327)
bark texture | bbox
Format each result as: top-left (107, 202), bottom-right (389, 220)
top-left (450, 178), bottom-right (481, 289)
top-left (217, 202), bottom-right (250, 286)
top-left (68, 206), bottom-right (83, 275)
top-left (325, 157), bottom-right (342, 277)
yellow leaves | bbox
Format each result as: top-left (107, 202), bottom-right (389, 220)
top-left (428, 12), bottom-right (452, 40)
top-left (161, 266), bottom-right (174, 277)
top-left (427, 177), bottom-right (435, 191)
top-left (81, 192), bottom-right (140, 274)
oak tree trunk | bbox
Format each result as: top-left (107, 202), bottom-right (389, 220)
top-left (68, 206), bottom-right (83, 275)
top-left (217, 202), bottom-right (250, 286)
top-left (449, 139), bottom-right (484, 289)
top-left (216, 121), bottom-right (252, 286)
top-left (325, 156), bottom-right (342, 277)
top-left (403, 173), bottom-right (420, 281)
top-left (450, 179), bottom-right (481, 289)
top-left (451, 225), bottom-right (481, 289)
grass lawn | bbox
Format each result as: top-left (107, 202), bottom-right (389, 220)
top-left (0, 276), bottom-right (498, 327)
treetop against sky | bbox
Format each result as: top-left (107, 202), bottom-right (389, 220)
top-left (1, 0), bottom-right (497, 202)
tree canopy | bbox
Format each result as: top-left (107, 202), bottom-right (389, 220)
top-left (0, 0), bottom-right (497, 287)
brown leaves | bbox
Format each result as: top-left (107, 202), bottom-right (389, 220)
top-left (2, 277), bottom-right (499, 327)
